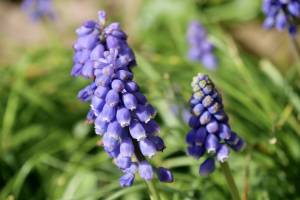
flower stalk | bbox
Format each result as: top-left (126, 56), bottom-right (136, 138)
top-left (221, 162), bottom-right (241, 200)
top-left (289, 36), bottom-right (300, 76)
top-left (146, 181), bottom-right (161, 200)
top-left (132, 139), bottom-right (161, 200)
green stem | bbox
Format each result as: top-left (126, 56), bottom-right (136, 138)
top-left (145, 180), bottom-right (161, 200)
top-left (220, 162), bottom-right (241, 200)
top-left (131, 139), bottom-right (161, 200)
top-left (289, 36), bottom-right (300, 77)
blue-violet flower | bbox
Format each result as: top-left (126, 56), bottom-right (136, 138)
top-left (71, 10), bottom-right (173, 187)
top-left (262, 0), bottom-right (300, 35)
top-left (187, 21), bottom-right (218, 70)
top-left (22, 0), bottom-right (55, 21)
top-left (186, 73), bottom-right (245, 176)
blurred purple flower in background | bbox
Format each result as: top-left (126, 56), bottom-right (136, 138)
top-left (187, 21), bottom-right (218, 70)
top-left (22, 0), bottom-right (55, 21)
top-left (186, 73), bottom-right (245, 175)
top-left (262, 0), bottom-right (300, 36)
top-left (170, 104), bottom-right (191, 123)
top-left (72, 10), bottom-right (173, 187)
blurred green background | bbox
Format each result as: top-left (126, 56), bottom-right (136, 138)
top-left (1, 0), bottom-right (300, 199)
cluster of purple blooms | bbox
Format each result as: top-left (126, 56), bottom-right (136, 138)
top-left (262, 0), bottom-right (300, 36)
top-left (186, 74), bottom-right (245, 175)
top-left (187, 21), bottom-right (218, 70)
top-left (22, 0), bottom-right (55, 21)
top-left (71, 11), bottom-right (173, 187)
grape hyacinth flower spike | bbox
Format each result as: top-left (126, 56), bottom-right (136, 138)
top-left (187, 21), bottom-right (218, 70)
top-left (71, 10), bottom-right (173, 190)
top-left (186, 73), bottom-right (245, 200)
top-left (262, 0), bottom-right (300, 36)
top-left (262, 0), bottom-right (300, 76)
top-left (22, 0), bottom-right (55, 21)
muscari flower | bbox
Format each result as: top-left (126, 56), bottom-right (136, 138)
top-left (186, 73), bottom-right (245, 176)
top-left (72, 10), bottom-right (173, 187)
top-left (22, 0), bottom-right (55, 21)
top-left (262, 0), bottom-right (300, 35)
top-left (187, 21), bottom-right (218, 70)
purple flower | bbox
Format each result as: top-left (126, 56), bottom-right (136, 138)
top-left (71, 10), bottom-right (173, 187)
top-left (186, 74), bottom-right (245, 175)
top-left (22, 0), bottom-right (55, 21)
top-left (139, 138), bottom-right (157, 157)
top-left (156, 167), bottom-right (174, 183)
top-left (119, 173), bottom-right (135, 187)
top-left (138, 161), bottom-right (153, 180)
top-left (262, 0), bottom-right (300, 35)
top-left (187, 21), bottom-right (218, 70)
top-left (199, 158), bottom-right (215, 176)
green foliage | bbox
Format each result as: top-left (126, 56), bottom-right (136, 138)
top-left (1, 0), bottom-right (300, 199)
